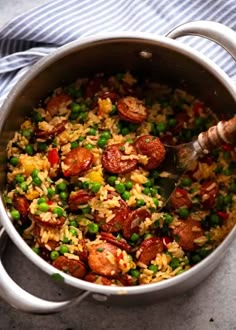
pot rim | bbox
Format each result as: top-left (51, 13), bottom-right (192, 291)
top-left (1, 32), bottom-right (236, 295)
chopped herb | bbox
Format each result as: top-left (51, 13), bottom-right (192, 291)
top-left (96, 247), bottom-right (104, 252)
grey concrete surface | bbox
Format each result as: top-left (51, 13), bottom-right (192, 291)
top-left (0, 1), bottom-right (236, 329)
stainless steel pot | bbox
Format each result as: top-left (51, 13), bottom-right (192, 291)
top-left (0, 21), bottom-right (235, 314)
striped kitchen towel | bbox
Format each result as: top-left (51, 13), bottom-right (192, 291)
top-left (0, 0), bottom-right (236, 105)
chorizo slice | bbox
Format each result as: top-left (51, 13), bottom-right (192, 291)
top-left (35, 120), bottom-right (67, 139)
top-left (102, 143), bottom-right (137, 174)
top-left (68, 190), bottom-right (94, 211)
top-left (29, 213), bottom-right (66, 228)
top-left (123, 208), bottom-right (151, 239)
top-left (169, 187), bottom-right (192, 209)
top-left (172, 218), bottom-right (204, 251)
top-left (95, 196), bottom-right (129, 233)
top-left (77, 239), bottom-right (89, 263)
top-left (134, 135), bottom-right (166, 170)
top-left (84, 273), bottom-right (112, 286)
top-left (200, 180), bottom-right (219, 209)
top-left (116, 274), bottom-right (137, 286)
top-left (97, 91), bottom-right (119, 102)
top-left (138, 237), bottom-right (164, 265)
top-left (62, 147), bottom-right (93, 177)
top-left (88, 242), bottom-right (120, 277)
top-left (117, 96), bottom-right (147, 123)
top-left (52, 256), bottom-right (86, 279)
top-left (46, 93), bottom-right (71, 116)
top-left (100, 232), bottom-right (131, 252)
top-left (13, 195), bottom-right (29, 219)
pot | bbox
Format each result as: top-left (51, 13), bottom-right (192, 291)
top-left (0, 21), bottom-right (235, 314)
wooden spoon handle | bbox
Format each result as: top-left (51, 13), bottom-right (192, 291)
top-left (197, 116), bottom-right (236, 152)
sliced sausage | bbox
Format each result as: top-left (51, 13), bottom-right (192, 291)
top-left (100, 232), bottom-right (131, 252)
top-left (117, 96), bottom-right (147, 123)
top-left (29, 213), bottom-right (66, 228)
top-left (138, 237), bottom-right (164, 265)
top-left (116, 274), bottom-right (137, 286)
top-left (84, 273), bottom-right (112, 285)
top-left (88, 242), bottom-right (119, 276)
top-left (97, 91), bottom-right (119, 102)
top-left (13, 195), bottom-right (29, 219)
top-left (68, 190), bottom-right (94, 211)
top-left (35, 120), bottom-right (67, 139)
top-left (62, 147), bottom-right (93, 177)
top-left (172, 112), bottom-right (189, 133)
top-left (102, 143), bottom-right (137, 174)
top-left (123, 208), bottom-right (151, 239)
top-left (134, 135), bottom-right (166, 170)
top-left (169, 187), bottom-right (192, 209)
top-left (46, 93), bottom-right (71, 116)
top-left (95, 195), bottom-right (129, 232)
top-left (200, 180), bottom-right (219, 209)
top-left (77, 239), bottom-right (89, 263)
top-left (52, 256), bottom-right (86, 279)
top-left (172, 218), bottom-right (204, 251)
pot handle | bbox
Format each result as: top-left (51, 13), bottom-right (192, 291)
top-left (0, 228), bottom-right (90, 314)
top-left (166, 20), bottom-right (236, 61)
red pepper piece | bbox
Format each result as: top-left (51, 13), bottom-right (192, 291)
top-left (48, 149), bottom-right (59, 165)
top-left (217, 211), bottom-right (229, 220)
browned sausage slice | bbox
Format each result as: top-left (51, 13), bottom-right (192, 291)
top-left (172, 218), bottom-right (204, 251)
top-left (138, 237), bottom-right (164, 265)
top-left (35, 120), bottom-right (67, 139)
top-left (29, 213), bottom-right (66, 228)
top-left (100, 232), bottom-right (131, 252)
top-left (88, 242), bottom-right (119, 276)
top-left (97, 91), bottom-right (119, 102)
top-left (123, 208), bottom-right (151, 239)
top-left (77, 239), bottom-right (89, 263)
top-left (117, 96), bottom-right (147, 123)
top-left (84, 273), bottom-right (112, 285)
top-left (52, 256), bottom-right (86, 279)
top-left (102, 143), bottom-right (137, 174)
top-left (200, 180), bottom-right (219, 209)
top-left (62, 147), bottom-right (93, 177)
top-left (95, 195), bottom-right (129, 233)
top-left (134, 135), bottom-right (166, 170)
top-left (68, 190), bottom-right (94, 211)
top-left (169, 187), bottom-right (192, 209)
top-left (13, 195), bottom-right (29, 219)
top-left (46, 94), bottom-right (71, 116)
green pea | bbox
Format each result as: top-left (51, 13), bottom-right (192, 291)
top-left (143, 187), bottom-right (150, 195)
top-left (191, 254), bottom-right (201, 264)
top-left (107, 176), bottom-right (117, 186)
top-left (82, 181), bottom-right (90, 189)
top-left (97, 137), bottom-right (107, 148)
top-left (210, 214), bottom-right (220, 227)
top-left (150, 187), bottom-right (158, 197)
top-left (148, 264), bottom-right (158, 273)
top-left (70, 102), bottom-right (81, 113)
top-left (110, 105), bottom-right (117, 115)
top-left (53, 207), bottom-right (64, 217)
top-left (178, 207), bottom-right (189, 218)
top-left (90, 182), bottom-right (102, 193)
top-left (181, 177), bottom-right (192, 186)
top-left (80, 104), bottom-right (87, 112)
top-left (22, 129), bottom-right (32, 138)
top-left (115, 183), bottom-right (126, 194)
top-left (20, 182), bottom-right (28, 192)
top-left (121, 127), bottom-right (130, 136)
top-left (78, 112), bottom-right (87, 123)
top-left (82, 206), bottom-right (91, 214)
top-left (125, 181), bottom-right (133, 190)
top-left (70, 220), bottom-right (78, 227)
top-left (153, 198), bottom-right (159, 207)
top-left (164, 213), bottom-right (173, 224)
top-left (25, 145), bottom-right (34, 155)
top-left (100, 131), bottom-right (111, 139)
top-left (126, 138), bottom-right (133, 144)
top-left (66, 86), bottom-right (82, 98)
top-left (50, 250), bottom-right (59, 261)
top-left (78, 136), bottom-right (85, 142)
top-left (143, 179), bottom-right (152, 187)
top-left (47, 188), bottom-right (55, 198)
top-left (222, 168), bottom-right (232, 176)
top-left (122, 191), bottom-right (130, 200)
top-left (176, 269), bottom-right (186, 275)
top-left (130, 233), bottom-right (139, 242)
top-left (37, 197), bottom-right (46, 205)
top-left (84, 143), bottom-right (93, 150)
top-left (88, 127), bottom-right (97, 136)
top-left (60, 191), bottom-right (68, 200)
top-left (170, 258), bottom-right (180, 270)
top-left (31, 169), bottom-right (39, 178)
top-left (60, 245), bottom-right (69, 254)
top-left (88, 222), bottom-right (99, 233)
top-left (71, 141), bottom-right (79, 149)
top-left (168, 118), bottom-right (177, 127)
top-left (32, 111), bottom-right (43, 123)
top-left (229, 182), bottom-right (236, 193)
top-left (154, 219), bottom-right (160, 227)
top-left (69, 228), bottom-right (77, 236)
top-left (130, 269), bottom-right (140, 278)
top-left (57, 181), bottom-right (67, 191)
top-left (32, 247), bottom-right (40, 254)
top-left (62, 236), bottom-right (70, 244)
top-left (144, 233), bottom-right (153, 239)
top-left (33, 176), bottom-right (42, 186)
top-left (224, 194), bottom-right (232, 205)
top-left (195, 117), bottom-right (204, 127)
top-left (37, 142), bottom-right (47, 152)
top-left (11, 209), bottom-right (20, 220)
top-left (136, 199), bottom-right (145, 208)
top-left (9, 156), bottom-right (19, 166)
top-left (38, 202), bottom-right (49, 212)
top-left (156, 122), bottom-right (167, 133)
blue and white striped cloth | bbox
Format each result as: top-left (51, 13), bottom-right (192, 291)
top-left (0, 0), bottom-right (236, 105)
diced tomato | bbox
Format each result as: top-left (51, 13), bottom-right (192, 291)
top-left (217, 211), bottom-right (229, 220)
top-left (162, 236), bottom-right (171, 249)
top-left (176, 187), bottom-right (188, 196)
top-left (222, 144), bottom-right (234, 152)
top-left (47, 200), bottom-right (53, 205)
top-left (193, 102), bottom-right (203, 115)
top-left (48, 149), bottom-right (59, 165)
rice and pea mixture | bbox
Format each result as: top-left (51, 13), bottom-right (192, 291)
top-left (5, 72), bottom-right (236, 286)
